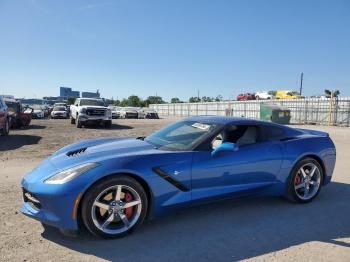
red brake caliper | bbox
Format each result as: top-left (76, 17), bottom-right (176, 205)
top-left (124, 192), bottom-right (134, 219)
top-left (295, 174), bottom-right (301, 187)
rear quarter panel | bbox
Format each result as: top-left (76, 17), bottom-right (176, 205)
top-left (279, 136), bottom-right (336, 185)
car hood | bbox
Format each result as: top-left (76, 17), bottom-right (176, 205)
top-left (23, 137), bottom-right (159, 183)
top-left (79, 106), bottom-right (107, 109)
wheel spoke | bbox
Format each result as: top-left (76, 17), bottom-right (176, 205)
top-left (124, 200), bottom-right (141, 209)
top-left (93, 201), bottom-right (109, 210)
top-left (115, 185), bottom-right (122, 201)
top-left (101, 213), bottom-right (114, 229)
top-left (295, 183), bottom-right (305, 190)
top-left (304, 186), bottom-right (310, 197)
top-left (300, 167), bottom-right (307, 178)
top-left (309, 165), bottom-right (317, 178)
top-left (118, 212), bottom-right (130, 227)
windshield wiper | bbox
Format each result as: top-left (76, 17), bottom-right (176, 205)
top-left (136, 136), bottom-right (145, 140)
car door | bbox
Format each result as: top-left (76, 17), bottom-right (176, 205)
top-left (190, 124), bottom-right (284, 203)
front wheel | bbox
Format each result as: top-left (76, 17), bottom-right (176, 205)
top-left (286, 158), bottom-right (323, 203)
top-left (1, 119), bottom-right (9, 136)
top-left (70, 115), bottom-right (76, 124)
top-left (81, 176), bottom-right (148, 238)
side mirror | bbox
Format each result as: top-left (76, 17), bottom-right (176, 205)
top-left (211, 142), bottom-right (239, 156)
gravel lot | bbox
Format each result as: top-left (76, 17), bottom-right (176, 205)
top-left (0, 118), bottom-right (349, 262)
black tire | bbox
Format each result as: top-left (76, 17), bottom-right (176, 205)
top-left (76, 115), bottom-right (82, 128)
top-left (0, 119), bottom-right (9, 136)
top-left (286, 157), bottom-right (324, 203)
top-left (104, 120), bottom-right (112, 128)
top-left (70, 115), bottom-right (76, 124)
top-left (81, 175), bottom-right (148, 238)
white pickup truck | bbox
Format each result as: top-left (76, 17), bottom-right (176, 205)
top-left (70, 98), bottom-right (112, 128)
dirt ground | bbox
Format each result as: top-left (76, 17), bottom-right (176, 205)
top-left (0, 118), bottom-right (349, 262)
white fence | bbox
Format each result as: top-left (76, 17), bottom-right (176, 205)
top-left (150, 97), bottom-right (350, 126)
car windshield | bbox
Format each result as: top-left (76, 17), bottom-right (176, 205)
top-left (6, 102), bottom-right (20, 113)
top-left (54, 106), bottom-right (66, 111)
top-left (80, 99), bottom-right (105, 106)
top-left (145, 120), bottom-right (221, 151)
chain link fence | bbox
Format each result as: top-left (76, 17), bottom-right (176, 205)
top-left (150, 97), bottom-right (350, 126)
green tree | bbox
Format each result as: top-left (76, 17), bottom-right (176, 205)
top-left (215, 95), bottom-right (223, 102)
top-left (171, 97), bottom-right (182, 103)
top-left (324, 89), bottom-right (340, 98)
top-left (67, 97), bottom-right (76, 105)
top-left (128, 95), bottom-right (142, 107)
top-left (145, 96), bottom-right (164, 106)
top-left (189, 97), bottom-right (201, 103)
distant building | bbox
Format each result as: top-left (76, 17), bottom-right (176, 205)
top-left (60, 87), bottom-right (80, 98)
top-left (82, 90), bottom-right (100, 98)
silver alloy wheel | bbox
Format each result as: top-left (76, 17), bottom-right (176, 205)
top-left (91, 185), bottom-right (142, 235)
top-left (294, 163), bottom-right (321, 200)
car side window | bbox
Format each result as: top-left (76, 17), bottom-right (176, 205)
top-left (267, 126), bottom-right (285, 140)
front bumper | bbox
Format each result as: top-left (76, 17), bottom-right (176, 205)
top-left (78, 114), bottom-right (112, 122)
top-left (21, 177), bottom-right (82, 230)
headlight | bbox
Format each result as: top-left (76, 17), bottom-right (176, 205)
top-left (107, 109), bottom-right (112, 116)
top-left (44, 163), bottom-right (99, 184)
top-left (80, 108), bottom-right (87, 114)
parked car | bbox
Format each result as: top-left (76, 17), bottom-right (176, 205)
top-left (108, 106), bottom-right (121, 119)
top-left (51, 106), bottom-right (68, 119)
top-left (70, 98), bottom-right (112, 128)
top-left (137, 108), bottom-right (159, 119)
top-left (21, 116), bottom-right (336, 238)
top-left (32, 105), bottom-right (45, 119)
top-left (237, 93), bottom-right (256, 101)
top-left (0, 96), bottom-right (10, 136)
top-left (119, 107), bottom-right (139, 119)
top-left (255, 91), bottom-right (274, 100)
top-left (4, 98), bottom-right (32, 128)
top-left (275, 90), bottom-right (304, 99)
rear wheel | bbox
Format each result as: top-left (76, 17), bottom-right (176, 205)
top-left (81, 176), bottom-right (148, 238)
top-left (287, 158), bottom-right (323, 203)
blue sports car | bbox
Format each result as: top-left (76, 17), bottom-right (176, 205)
top-left (21, 116), bottom-right (336, 238)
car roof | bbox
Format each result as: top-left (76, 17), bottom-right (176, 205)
top-left (185, 115), bottom-right (287, 127)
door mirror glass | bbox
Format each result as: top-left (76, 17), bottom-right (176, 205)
top-left (211, 142), bottom-right (238, 156)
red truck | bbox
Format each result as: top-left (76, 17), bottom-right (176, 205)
top-left (236, 93), bottom-right (256, 101)
top-left (4, 98), bottom-right (33, 128)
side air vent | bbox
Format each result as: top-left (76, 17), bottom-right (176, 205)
top-left (67, 147), bottom-right (87, 157)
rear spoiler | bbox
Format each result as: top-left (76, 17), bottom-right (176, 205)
top-left (295, 128), bottom-right (329, 137)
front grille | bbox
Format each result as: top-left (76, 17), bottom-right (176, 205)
top-left (126, 112), bottom-right (138, 118)
top-left (146, 113), bottom-right (158, 119)
top-left (23, 188), bottom-right (41, 210)
top-left (67, 147), bottom-right (87, 157)
top-left (86, 109), bottom-right (106, 116)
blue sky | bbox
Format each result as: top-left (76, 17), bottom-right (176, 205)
top-left (0, 0), bottom-right (349, 101)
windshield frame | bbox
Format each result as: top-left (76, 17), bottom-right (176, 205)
top-left (80, 99), bottom-right (106, 107)
top-left (144, 120), bottom-right (224, 151)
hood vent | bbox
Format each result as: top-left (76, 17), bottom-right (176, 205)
top-left (67, 147), bottom-right (87, 157)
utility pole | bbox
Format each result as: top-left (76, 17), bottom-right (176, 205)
top-left (299, 72), bottom-right (304, 95)
top-left (197, 90), bottom-right (200, 101)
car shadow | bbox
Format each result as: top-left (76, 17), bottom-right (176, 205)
top-left (41, 181), bottom-right (350, 261)
top-left (27, 124), bottom-right (47, 130)
top-left (0, 135), bottom-right (42, 151)
top-left (81, 123), bottom-right (133, 130)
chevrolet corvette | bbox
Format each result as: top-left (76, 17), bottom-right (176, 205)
top-left (21, 116), bottom-right (336, 238)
